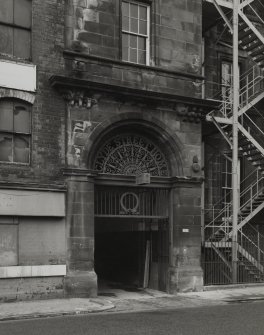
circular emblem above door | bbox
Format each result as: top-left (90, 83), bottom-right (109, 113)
top-left (120, 192), bottom-right (139, 215)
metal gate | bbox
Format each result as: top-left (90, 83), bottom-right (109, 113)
top-left (95, 186), bottom-right (169, 219)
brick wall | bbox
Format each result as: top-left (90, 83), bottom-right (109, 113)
top-left (0, 0), bottom-right (67, 186)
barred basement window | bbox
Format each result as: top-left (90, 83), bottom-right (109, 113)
top-left (0, 99), bottom-right (31, 164)
top-left (0, 0), bottom-right (32, 59)
top-left (122, 1), bottom-right (150, 65)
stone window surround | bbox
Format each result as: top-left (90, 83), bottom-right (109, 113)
top-left (121, 0), bottom-right (150, 65)
top-left (0, 89), bottom-right (35, 166)
top-left (0, 98), bottom-right (32, 164)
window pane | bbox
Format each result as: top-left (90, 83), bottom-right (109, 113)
top-left (122, 15), bottom-right (129, 31)
top-left (122, 1), bottom-right (129, 16)
top-left (0, 26), bottom-right (13, 56)
top-left (130, 4), bottom-right (138, 18)
top-left (14, 28), bottom-right (31, 59)
top-left (14, 0), bottom-right (31, 28)
top-left (122, 47), bottom-right (128, 61)
top-left (122, 33), bottom-right (129, 47)
top-left (0, 134), bottom-right (12, 162)
top-left (138, 36), bottom-right (146, 50)
top-left (222, 62), bottom-right (232, 86)
top-left (138, 50), bottom-right (146, 65)
top-left (130, 18), bottom-right (138, 33)
top-left (139, 6), bottom-right (147, 20)
top-left (0, 0), bottom-right (13, 24)
top-left (0, 100), bottom-right (13, 131)
top-left (130, 35), bottom-right (137, 48)
top-left (14, 135), bottom-right (29, 163)
top-left (139, 20), bottom-right (147, 35)
top-left (129, 48), bottom-right (137, 63)
top-left (14, 105), bottom-right (30, 133)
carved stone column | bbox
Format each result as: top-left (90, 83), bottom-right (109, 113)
top-left (64, 170), bottom-right (97, 297)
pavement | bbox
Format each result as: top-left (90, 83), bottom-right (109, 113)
top-left (1, 284), bottom-right (264, 321)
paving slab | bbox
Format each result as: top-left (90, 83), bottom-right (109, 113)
top-left (0, 298), bottom-right (115, 321)
top-left (178, 285), bottom-right (264, 302)
top-left (1, 285), bottom-right (264, 321)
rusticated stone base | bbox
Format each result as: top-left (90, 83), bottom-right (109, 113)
top-left (0, 277), bottom-right (64, 302)
top-left (64, 270), bottom-right (97, 298)
top-left (168, 266), bottom-right (203, 293)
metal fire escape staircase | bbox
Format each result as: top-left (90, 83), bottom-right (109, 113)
top-left (204, 0), bottom-right (264, 283)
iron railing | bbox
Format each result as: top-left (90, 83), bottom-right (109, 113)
top-left (204, 66), bottom-right (264, 119)
top-left (204, 167), bottom-right (264, 239)
top-left (203, 231), bottom-right (264, 285)
top-left (94, 186), bottom-right (169, 218)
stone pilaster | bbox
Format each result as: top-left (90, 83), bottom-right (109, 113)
top-left (64, 171), bottom-right (97, 297)
top-left (168, 178), bottom-right (203, 293)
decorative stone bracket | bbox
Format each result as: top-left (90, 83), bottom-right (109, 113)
top-left (50, 75), bottom-right (218, 121)
top-left (60, 89), bottom-right (97, 109)
top-left (175, 103), bottom-right (205, 123)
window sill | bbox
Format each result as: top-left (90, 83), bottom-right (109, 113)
top-left (0, 161), bottom-right (30, 166)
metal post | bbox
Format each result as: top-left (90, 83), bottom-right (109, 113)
top-left (257, 225), bottom-right (260, 264)
top-left (232, 0), bottom-right (239, 284)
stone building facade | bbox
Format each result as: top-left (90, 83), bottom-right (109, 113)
top-left (0, 0), bottom-right (217, 301)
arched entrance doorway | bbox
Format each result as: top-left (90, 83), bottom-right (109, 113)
top-left (93, 131), bottom-right (171, 292)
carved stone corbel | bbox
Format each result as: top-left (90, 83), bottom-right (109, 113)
top-left (59, 89), bottom-right (97, 108)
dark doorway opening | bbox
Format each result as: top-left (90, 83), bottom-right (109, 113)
top-left (94, 185), bottom-right (170, 293)
top-left (95, 218), bottom-right (169, 292)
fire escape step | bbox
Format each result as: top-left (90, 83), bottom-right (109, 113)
top-left (238, 140), bottom-right (251, 146)
top-left (248, 158), bottom-right (264, 164)
top-left (240, 143), bottom-right (255, 149)
top-left (239, 30), bottom-right (253, 41)
top-left (244, 40), bottom-right (263, 51)
top-left (244, 151), bottom-right (263, 157)
top-left (247, 153), bottom-right (263, 159)
top-left (240, 39), bottom-right (260, 50)
top-left (249, 45), bottom-right (264, 57)
top-left (253, 54), bottom-right (264, 63)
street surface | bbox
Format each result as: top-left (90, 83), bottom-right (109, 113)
top-left (1, 299), bottom-right (264, 335)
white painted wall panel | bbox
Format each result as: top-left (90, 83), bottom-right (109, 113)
top-left (0, 60), bottom-right (36, 92)
top-left (0, 265), bottom-right (66, 278)
top-left (0, 190), bottom-right (65, 216)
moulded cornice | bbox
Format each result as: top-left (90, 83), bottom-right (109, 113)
top-left (50, 75), bottom-right (218, 121)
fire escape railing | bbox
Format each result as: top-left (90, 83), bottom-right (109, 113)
top-left (203, 0), bottom-right (264, 284)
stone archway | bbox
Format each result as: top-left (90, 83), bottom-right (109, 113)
top-left (65, 115), bottom-right (203, 297)
top-left (90, 125), bottom-right (174, 292)
top-left (85, 114), bottom-right (184, 176)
